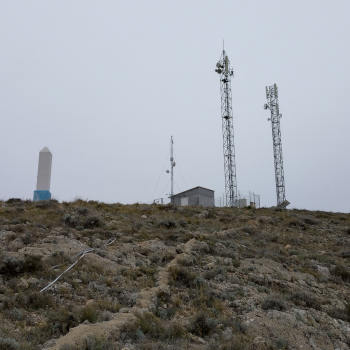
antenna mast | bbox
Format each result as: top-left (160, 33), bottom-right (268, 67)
top-left (215, 49), bottom-right (238, 207)
top-left (169, 136), bottom-right (176, 197)
top-left (264, 83), bottom-right (289, 208)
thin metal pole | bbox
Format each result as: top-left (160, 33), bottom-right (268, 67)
top-left (170, 136), bottom-right (174, 198)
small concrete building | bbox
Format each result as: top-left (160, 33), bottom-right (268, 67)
top-left (171, 186), bottom-right (214, 207)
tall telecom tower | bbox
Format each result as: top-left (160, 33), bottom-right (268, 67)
top-left (264, 84), bottom-right (289, 208)
top-left (215, 49), bottom-right (238, 207)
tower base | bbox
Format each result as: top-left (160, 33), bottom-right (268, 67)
top-left (33, 190), bottom-right (51, 201)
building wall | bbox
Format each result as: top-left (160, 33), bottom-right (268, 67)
top-left (171, 188), bottom-right (214, 207)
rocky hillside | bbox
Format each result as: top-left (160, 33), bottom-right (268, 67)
top-left (0, 199), bottom-right (349, 350)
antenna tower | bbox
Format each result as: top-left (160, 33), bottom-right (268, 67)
top-left (264, 83), bottom-right (289, 208)
top-left (215, 49), bottom-right (238, 207)
top-left (167, 136), bottom-right (176, 198)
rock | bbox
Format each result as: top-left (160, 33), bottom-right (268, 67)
top-left (27, 277), bottom-right (40, 286)
top-left (42, 339), bottom-right (56, 349)
top-left (190, 240), bottom-right (209, 253)
top-left (316, 265), bottom-right (330, 280)
top-left (56, 282), bottom-right (72, 293)
top-left (18, 278), bottom-right (29, 289)
top-left (222, 327), bottom-right (233, 341)
top-left (141, 215), bottom-right (147, 219)
top-left (190, 334), bottom-right (207, 344)
top-left (197, 210), bottom-right (209, 218)
top-left (119, 308), bottom-right (130, 313)
top-left (8, 238), bottom-right (24, 251)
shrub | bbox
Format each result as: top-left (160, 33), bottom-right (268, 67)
top-left (0, 254), bottom-right (42, 276)
top-left (158, 219), bottom-right (177, 229)
top-left (189, 312), bottom-right (217, 337)
top-left (6, 198), bottom-right (22, 204)
top-left (204, 267), bottom-right (226, 280)
top-left (164, 322), bottom-right (185, 340)
top-left (63, 214), bottom-right (78, 227)
top-left (155, 290), bottom-right (176, 320)
top-left (261, 295), bottom-right (287, 311)
top-left (80, 304), bottom-right (99, 323)
top-left (59, 345), bottom-right (76, 350)
top-left (63, 213), bottom-right (102, 229)
top-left (273, 338), bottom-right (289, 349)
top-left (23, 254), bottom-right (43, 272)
top-left (328, 304), bottom-right (350, 322)
top-left (332, 264), bottom-right (350, 282)
top-left (289, 291), bottom-right (321, 310)
top-left (59, 336), bottom-right (114, 350)
top-left (77, 207), bottom-right (89, 216)
top-left (47, 308), bottom-right (80, 336)
top-left (0, 255), bottom-right (25, 275)
top-left (84, 336), bottom-right (114, 350)
top-left (5, 307), bottom-right (25, 321)
top-left (137, 312), bottom-right (163, 339)
top-left (83, 216), bottom-right (102, 229)
top-left (217, 335), bottom-right (248, 350)
top-left (0, 337), bottom-right (19, 350)
top-left (300, 216), bottom-right (319, 226)
top-left (169, 266), bottom-right (194, 288)
top-left (26, 292), bottom-right (54, 309)
top-left (240, 226), bottom-right (258, 235)
top-left (35, 200), bottom-right (57, 209)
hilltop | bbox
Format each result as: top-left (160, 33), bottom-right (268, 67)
top-left (0, 200), bottom-right (349, 350)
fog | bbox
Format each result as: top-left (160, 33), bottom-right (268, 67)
top-left (1, 1), bottom-right (349, 212)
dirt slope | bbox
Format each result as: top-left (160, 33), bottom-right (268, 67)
top-left (0, 199), bottom-right (349, 349)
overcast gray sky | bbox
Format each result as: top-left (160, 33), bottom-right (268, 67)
top-left (0, 1), bottom-right (349, 212)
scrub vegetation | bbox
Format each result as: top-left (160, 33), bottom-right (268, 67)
top-left (0, 199), bottom-right (349, 349)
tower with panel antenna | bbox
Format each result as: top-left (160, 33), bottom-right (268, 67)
top-left (215, 49), bottom-right (238, 207)
top-left (264, 83), bottom-right (289, 208)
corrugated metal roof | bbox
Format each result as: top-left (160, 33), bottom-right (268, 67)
top-left (170, 186), bottom-right (214, 198)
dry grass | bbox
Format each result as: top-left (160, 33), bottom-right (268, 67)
top-left (0, 200), bottom-right (348, 349)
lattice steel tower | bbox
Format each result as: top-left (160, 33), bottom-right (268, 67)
top-left (264, 83), bottom-right (289, 208)
top-left (215, 49), bottom-right (238, 207)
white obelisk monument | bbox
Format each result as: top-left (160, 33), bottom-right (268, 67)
top-left (33, 147), bottom-right (52, 201)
